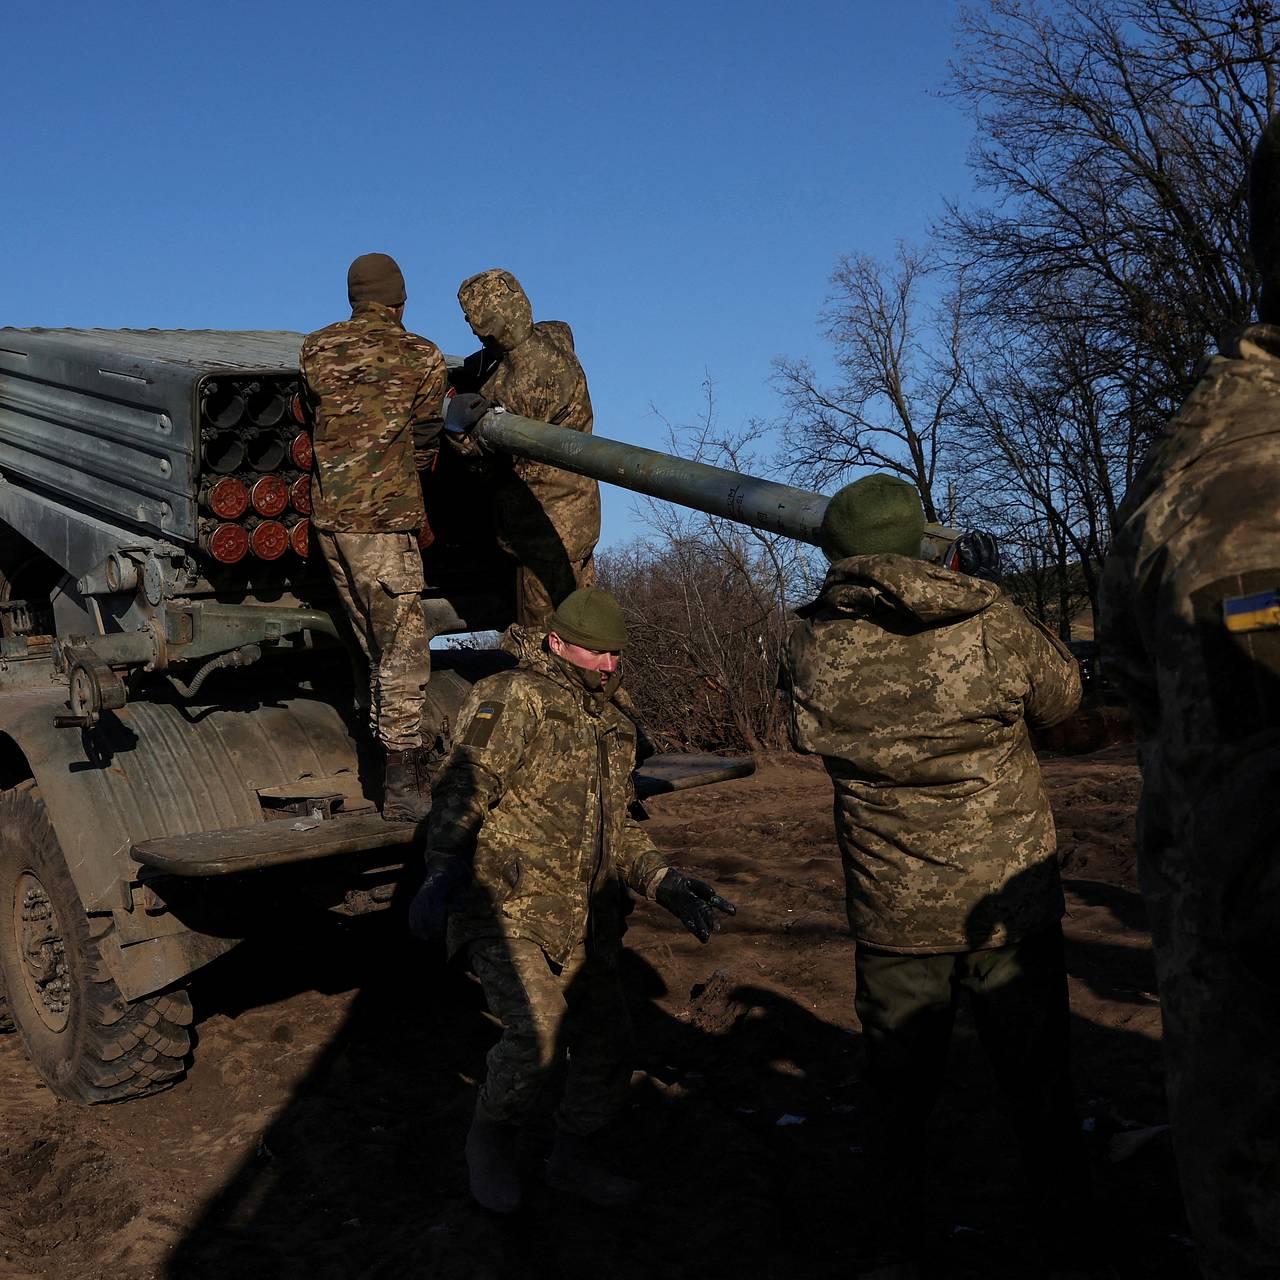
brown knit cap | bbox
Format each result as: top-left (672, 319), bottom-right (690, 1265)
top-left (347, 253), bottom-right (406, 307)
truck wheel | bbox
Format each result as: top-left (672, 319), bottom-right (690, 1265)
top-left (0, 781), bottom-right (193, 1102)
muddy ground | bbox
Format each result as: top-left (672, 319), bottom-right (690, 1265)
top-left (0, 746), bottom-right (1195, 1280)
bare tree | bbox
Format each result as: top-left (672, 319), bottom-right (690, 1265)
top-left (931, 0), bottom-right (1280, 627)
top-left (946, 0), bottom-right (1278, 432)
top-left (772, 244), bottom-right (966, 523)
top-left (596, 381), bottom-right (820, 753)
top-left (597, 531), bottom-right (796, 753)
top-left (953, 306), bottom-right (1124, 634)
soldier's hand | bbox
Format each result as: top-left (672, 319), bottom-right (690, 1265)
top-left (408, 853), bottom-right (469, 939)
top-left (655, 869), bottom-right (736, 944)
top-left (949, 530), bottom-right (1002, 583)
top-left (444, 391), bottom-right (491, 436)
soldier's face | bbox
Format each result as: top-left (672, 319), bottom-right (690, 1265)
top-left (548, 632), bottom-right (620, 673)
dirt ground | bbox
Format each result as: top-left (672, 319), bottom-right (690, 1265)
top-left (0, 746), bottom-right (1197, 1280)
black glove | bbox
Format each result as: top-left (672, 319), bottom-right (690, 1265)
top-left (655, 869), bottom-right (736, 943)
top-left (949, 530), bottom-right (1002, 583)
top-left (408, 853), bottom-right (469, 939)
top-left (444, 391), bottom-right (491, 436)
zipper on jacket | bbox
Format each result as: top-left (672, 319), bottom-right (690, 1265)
top-left (586, 721), bottom-right (611, 953)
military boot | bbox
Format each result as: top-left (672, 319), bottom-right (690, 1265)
top-left (382, 748), bottom-right (430, 823)
top-left (545, 1130), bottom-right (641, 1207)
top-left (465, 1108), bottom-right (522, 1214)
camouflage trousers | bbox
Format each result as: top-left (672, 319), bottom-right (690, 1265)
top-left (315, 530), bottom-right (430, 753)
top-left (469, 936), bottom-right (632, 1137)
top-left (516, 549), bottom-right (595, 630)
top-left (854, 924), bottom-right (1089, 1245)
top-left (1145, 888), bottom-right (1280, 1280)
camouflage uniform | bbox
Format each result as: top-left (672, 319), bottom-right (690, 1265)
top-left (781, 554), bottom-right (1086, 1252)
top-left (782, 555), bottom-right (1080, 954)
top-left (454, 270), bottom-right (601, 628)
top-left (1100, 324), bottom-right (1280, 1279)
top-left (300, 302), bottom-right (447, 752)
top-left (429, 625), bottom-right (669, 1133)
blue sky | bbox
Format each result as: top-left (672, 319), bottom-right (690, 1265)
top-left (3, 0), bottom-right (975, 545)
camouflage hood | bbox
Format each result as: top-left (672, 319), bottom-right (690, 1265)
top-left (500, 622), bottom-right (546, 666)
top-left (801, 554), bottom-right (1002, 626)
top-left (537, 319), bottom-right (576, 352)
top-left (458, 268), bottom-right (534, 353)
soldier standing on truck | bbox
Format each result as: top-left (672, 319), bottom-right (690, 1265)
top-left (779, 475), bottom-right (1095, 1279)
top-left (300, 252), bottom-right (448, 823)
top-left (408, 586), bottom-right (735, 1213)
top-left (449, 268), bottom-right (600, 628)
top-left (1098, 116), bottom-right (1280, 1280)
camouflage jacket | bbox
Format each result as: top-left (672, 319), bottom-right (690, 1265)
top-left (453, 270), bottom-right (600, 563)
top-left (1100, 324), bottom-right (1280, 948)
top-left (300, 302), bottom-right (447, 533)
top-left (429, 626), bottom-right (669, 965)
top-left (781, 555), bottom-right (1081, 954)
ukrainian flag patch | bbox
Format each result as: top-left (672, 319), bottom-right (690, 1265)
top-left (462, 700), bottom-right (505, 748)
top-left (1223, 589), bottom-right (1280, 633)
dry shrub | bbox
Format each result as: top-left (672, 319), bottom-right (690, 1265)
top-left (597, 531), bottom-right (805, 754)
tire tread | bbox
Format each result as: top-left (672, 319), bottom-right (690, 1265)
top-left (0, 785), bottom-right (193, 1103)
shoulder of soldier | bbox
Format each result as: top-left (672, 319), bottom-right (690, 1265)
top-left (466, 664), bottom-right (558, 725)
top-left (398, 328), bottom-right (445, 361)
top-left (779, 608), bottom-right (852, 691)
top-left (984, 596), bottom-right (1073, 664)
top-left (1149, 328), bottom-right (1280, 462)
top-left (300, 314), bottom-right (370, 361)
top-left (303, 314), bottom-right (362, 345)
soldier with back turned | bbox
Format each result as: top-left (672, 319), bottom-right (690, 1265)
top-left (300, 252), bottom-right (447, 822)
top-left (1099, 117), bottom-right (1280, 1280)
top-left (780, 476), bottom-right (1092, 1279)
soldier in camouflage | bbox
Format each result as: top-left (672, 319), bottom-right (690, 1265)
top-left (408, 587), bottom-right (734, 1213)
top-left (780, 474), bottom-right (1088, 1278)
top-left (300, 252), bottom-right (448, 822)
top-left (1098, 118), bottom-right (1280, 1280)
top-left (450, 268), bottom-right (600, 628)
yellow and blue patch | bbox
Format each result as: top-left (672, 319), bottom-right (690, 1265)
top-left (1223, 589), bottom-right (1280, 634)
top-left (463, 700), bottom-right (505, 748)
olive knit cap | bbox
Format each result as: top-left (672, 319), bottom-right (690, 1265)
top-left (549, 587), bottom-right (628, 651)
top-left (819, 473), bottom-right (925, 563)
top-left (347, 253), bottom-right (407, 307)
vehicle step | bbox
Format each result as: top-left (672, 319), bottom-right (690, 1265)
top-left (131, 813), bottom-right (415, 876)
top-left (634, 753), bottom-right (755, 796)
top-left (131, 754), bottom-right (755, 877)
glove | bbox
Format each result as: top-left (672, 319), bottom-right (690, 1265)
top-left (949, 530), bottom-right (1002, 583)
top-left (444, 391), bottom-right (491, 436)
top-left (655, 869), bottom-right (736, 943)
top-left (408, 853), bottom-right (469, 939)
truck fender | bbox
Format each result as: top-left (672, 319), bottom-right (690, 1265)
top-left (0, 688), bottom-right (366, 1000)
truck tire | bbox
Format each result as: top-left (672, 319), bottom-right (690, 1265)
top-left (0, 781), bottom-right (193, 1102)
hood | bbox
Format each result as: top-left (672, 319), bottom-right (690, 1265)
top-left (500, 623), bottom-right (549, 667)
top-left (458, 269), bottom-right (534, 353)
top-left (798, 553), bottom-right (1001, 626)
top-left (537, 319), bottom-right (576, 353)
